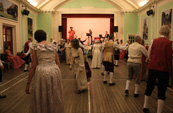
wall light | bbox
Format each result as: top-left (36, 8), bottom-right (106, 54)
top-left (139, 1), bottom-right (148, 7)
top-left (27, 0), bottom-right (38, 7)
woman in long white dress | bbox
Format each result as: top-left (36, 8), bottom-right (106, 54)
top-left (25, 30), bottom-right (64, 113)
top-left (65, 39), bottom-right (71, 64)
top-left (70, 39), bottom-right (88, 94)
top-left (91, 41), bottom-right (101, 68)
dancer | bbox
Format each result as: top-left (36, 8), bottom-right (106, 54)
top-left (88, 29), bottom-right (93, 45)
top-left (25, 30), bottom-right (64, 113)
top-left (125, 35), bottom-right (148, 97)
top-left (91, 41), bottom-right (101, 68)
top-left (24, 38), bottom-right (33, 72)
top-left (143, 25), bottom-right (172, 113)
top-left (70, 39), bottom-right (88, 94)
top-left (114, 39), bottom-right (120, 67)
top-left (103, 34), bottom-right (127, 85)
top-left (65, 39), bottom-right (71, 64)
top-left (68, 27), bottom-right (75, 40)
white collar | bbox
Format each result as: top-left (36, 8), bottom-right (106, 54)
top-left (160, 35), bottom-right (166, 38)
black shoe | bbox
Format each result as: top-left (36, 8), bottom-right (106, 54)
top-left (103, 81), bottom-right (107, 84)
top-left (115, 65), bottom-right (119, 67)
top-left (109, 83), bottom-right (115, 86)
top-left (101, 72), bottom-right (104, 76)
top-left (24, 70), bottom-right (28, 72)
top-left (134, 94), bottom-right (139, 98)
top-left (143, 108), bottom-right (149, 113)
top-left (125, 90), bottom-right (129, 96)
top-left (77, 90), bottom-right (85, 94)
top-left (0, 94), bottom-right (6, 99)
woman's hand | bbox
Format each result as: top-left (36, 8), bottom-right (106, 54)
top-left (25, 84), bottom-right (31, 94)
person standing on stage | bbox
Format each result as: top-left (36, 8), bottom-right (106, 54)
top-left (143, 25), bottom-right (172, 113)
top-left (105, 31), bottom-right (109, 38)
top-left (125, 35), bottom-right (148, 97)
top-left (103, 34), bottom-right (127, 85)
top-left (24, 38), bottom-right (33, 72)
top-left (88, 29), bottom-right (93, 45)
top-left (68, 27), bottom-right (75, 41)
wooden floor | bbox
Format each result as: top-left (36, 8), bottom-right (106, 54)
top-left (0, 60), bottom-right (173, 113)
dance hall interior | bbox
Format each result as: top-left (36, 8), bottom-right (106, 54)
top-left (0, 0), bottom-right (173, 113)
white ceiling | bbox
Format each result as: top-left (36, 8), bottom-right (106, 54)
top-left (27, 0), bottom-right (150, 11)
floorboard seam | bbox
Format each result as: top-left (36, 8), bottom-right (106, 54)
top-left (0, 72), bottom-right (26, 87)
top-left (0, 76), bottom-right (27, 94)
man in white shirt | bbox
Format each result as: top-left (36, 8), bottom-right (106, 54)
top-left (24, 38), bottom-right (33, 72)
top-left (125, 35), bottom-right (148, 97)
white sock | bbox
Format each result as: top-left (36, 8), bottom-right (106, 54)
top-left (134, 84), bottom-right (139, 94)
top-left (24, 64), bottom-right (28, 70)
top-left (125, 80), bottom-right (131, 90)
top-left (109, 72), bottom-right (113, 83)
top-left (29, 63), bottom-right (31, 67)
top-left (104, 71), bottom-right (107, 81)
top-left (157, 99), bottom-right (164, 113)
top-left (102, 65), bottom-right (105, 73)
top-left (115, 60), bottom-right (118, 65)
top-left (143, 95), bottom-right (150, 108)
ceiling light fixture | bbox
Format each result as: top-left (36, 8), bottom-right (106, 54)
top-left (27, 0), bottom-right (38, 7)
top-left (139, 1), bottom-right (148, 7)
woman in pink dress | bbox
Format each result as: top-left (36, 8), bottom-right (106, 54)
top-left (5, 46), bottom-right (25, 69)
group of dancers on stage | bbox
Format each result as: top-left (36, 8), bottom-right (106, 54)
top-left (0, 25), bottom-right (172, 113)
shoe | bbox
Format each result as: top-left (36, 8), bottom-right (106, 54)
top-left (0, 94), bottom-right (6, 99)
top-left (101, 72), bottom-right (104, 76)
top-left (77, 90), bottom-right (85, 94)
top-left (24, 70), bottom-right (28, 72)
top-left (143, 108), bottom-right (149, 113)
top-left (134, 94), bottom-right (139, 98)
top-left (125, 90), bottom-right (129, 96)
top-left (115, 65), bottom-right (119, 67)
top-left (103, 81), bottom-right (107, 84)
top-left (109, 83), bottom-right (115, 86)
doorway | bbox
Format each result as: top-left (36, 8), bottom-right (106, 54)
top-left (3, 26), bottom-right (13, 54)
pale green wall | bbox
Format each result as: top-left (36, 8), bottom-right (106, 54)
top-left (158, 1), bottom-right (173, 40)
top-left (37, 13), bottom-right (52, 41)
top-left (60, 0), bottom-right (115, 8)
top-left (21, 10), bottom-right (36, 49)
top-left (124, 13), bottom-right (138, 43)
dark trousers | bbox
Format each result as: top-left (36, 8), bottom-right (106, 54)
top-left (0, 69), bottom-right (2, 82)
top-left (145, 69), bottom-right (169, 100)
top-left (24, 53), bottom-right (31, 65)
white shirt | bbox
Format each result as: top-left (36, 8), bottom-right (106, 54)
top-left (128, 42), bottom-right (148, 64)
top-left (102, 40), bottom-right (128, 50)
top-left (25, 42), bottom-right (33, 56)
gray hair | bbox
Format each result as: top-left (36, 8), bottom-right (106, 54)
top-left (134, 35), bottom-right (141, 43)
top-left (159, 25), bottom-right (170, 39)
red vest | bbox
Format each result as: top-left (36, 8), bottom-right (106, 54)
top-left (148, 37), bottom-right (172, 73)
top-left (24, 41), bottom-right (30, 52)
